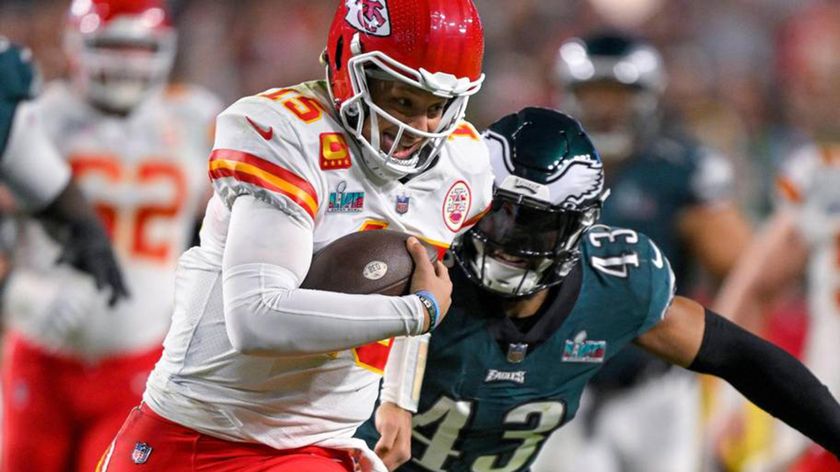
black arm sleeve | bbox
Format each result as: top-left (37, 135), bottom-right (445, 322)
top-left (688, 308), bottom-right (840, 458)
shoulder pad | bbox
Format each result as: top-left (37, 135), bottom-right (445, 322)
top-left (209, 95), bottom-right (325, 226)
top-left (164, 83), bottom-right (224, 121)
top-left (582, 225), bottom-right (676, 334)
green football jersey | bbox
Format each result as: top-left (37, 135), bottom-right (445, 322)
top-left (0, 38), bottom-right (37, 156)
top-left (357, 225), bottom-right (675, 472)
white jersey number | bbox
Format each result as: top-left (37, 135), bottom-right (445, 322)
top-left (588, 228), bottom-right (641, 278)
top-left (411, 396), bottom-right (565, 472)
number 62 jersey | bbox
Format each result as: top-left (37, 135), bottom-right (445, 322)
top-left (5, 80), bottom-right (220, 358)
top-left (357, 226), bottom-right (676, 472)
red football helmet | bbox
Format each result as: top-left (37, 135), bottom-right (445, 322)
top-left (65, 0), bottom-right (176, 113)
top-left (323, 0), bottom-right (485, 179)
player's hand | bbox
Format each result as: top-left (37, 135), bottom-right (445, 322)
top-left (374, 401), bottom-right (413, 470)
top-left (406, 237), bottom-right (452, 332)
top-left (56, 218), bottom-right (130, 307)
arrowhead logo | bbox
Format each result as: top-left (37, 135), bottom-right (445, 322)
top-left (344, 0), bottom-right (391, 37)
top-left (246, 116), bottom-right (273, 141)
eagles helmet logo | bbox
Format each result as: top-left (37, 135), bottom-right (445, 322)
top-left (486, 128), bottom-right (604, 210)
top-left (549, 155), bottom-right (604, 209)
top-left (344, 0), bottom-right (391, 37)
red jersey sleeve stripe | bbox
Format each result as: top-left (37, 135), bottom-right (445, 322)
top-left (209, 149), bottom-right (318, 219)
top-left (462, 203), bottom-right (492, 229)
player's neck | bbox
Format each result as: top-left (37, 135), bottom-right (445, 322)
top-left (503, 289), bottom-right (550, 319)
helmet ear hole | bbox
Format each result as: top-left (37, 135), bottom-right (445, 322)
top-left (334, 35), bottom-right (344, 70)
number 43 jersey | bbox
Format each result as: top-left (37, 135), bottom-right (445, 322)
top-left (5, 81), bottom-right (221, 358)
top-left (357, 226), bottom-right (676, 472)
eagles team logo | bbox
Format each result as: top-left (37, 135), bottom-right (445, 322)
top-left (548, 155), bottom-right (604, 209)
top-left (344, 0), bottom-right (391, 37)
top-left (442, 180), bottom-right (472, 232)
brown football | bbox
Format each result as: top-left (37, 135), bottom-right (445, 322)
top-left (300, 230), bottom-right (439, 296)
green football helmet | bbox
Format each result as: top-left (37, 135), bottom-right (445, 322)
top-left (554, 33), bottom-right (666, 161)
top-left (452, 107), bottom-right (608, 297)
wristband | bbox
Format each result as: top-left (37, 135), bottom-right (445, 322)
top-left (415, 290), bottom-right (440, 333)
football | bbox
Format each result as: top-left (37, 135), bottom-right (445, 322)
top-left (300, 230), bottom-right (439, 296)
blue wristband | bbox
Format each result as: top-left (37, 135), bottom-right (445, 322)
top-left (415, 290), bottom-right (440, 332)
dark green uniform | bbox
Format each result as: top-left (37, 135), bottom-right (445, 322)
top-left (593, 131), bottom-right (731, 390)
top-left (600, 132), bottom-right (731, 286)
top-left (0, 38), bottom-right (38, 156)
top-left (357, 225), bottom-right (675, 472)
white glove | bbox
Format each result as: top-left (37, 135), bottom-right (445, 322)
top-left (4, 269), bottom-right (101, 349)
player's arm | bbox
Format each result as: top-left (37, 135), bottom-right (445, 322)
top-left (677, 149), bottom-right (752, 280)
top-left (636, 297), bottom-right (840, 458)
top-left (372, 334), bottom-right (429, 469)
top-left (678, 202), bottom-right (751, 280)
top-left (3, 103), bottom-right (127, 305)
top-left (712, 209), bottom-right (807, 332)
top-left (216, 99), bottom-right (447, 357)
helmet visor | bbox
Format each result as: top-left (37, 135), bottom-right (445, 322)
top-left (473, 191), bottom-right (594, 257)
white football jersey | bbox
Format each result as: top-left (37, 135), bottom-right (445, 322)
top-left (5, 81), bottom-right (221, 358)
top-left (144, 81), bottom-right (493, 459)
top-left (777, 143), bottom-right (840, 392)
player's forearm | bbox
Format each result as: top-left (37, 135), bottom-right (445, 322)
top-left (222, 262), bottom-right (425, 356)
top-left (713, 211), bottom-right (805, 325)
top-left (381, 334), bottom-right (429, 412)
top-left (689, 309), bottom-right (840, 457)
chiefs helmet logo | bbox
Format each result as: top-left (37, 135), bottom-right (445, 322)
top-left (345, 0), bottom-right (391, 36)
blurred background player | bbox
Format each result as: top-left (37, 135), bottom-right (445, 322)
top-left (1, 37), bottom-right (125, 301)
top-left (103, 0), bottom-right (492, 471)
top-left (357, 107), bottom-right (840, 472)
top-left (713, 4), bottom-right (840, 472)
top-left (3, 1), bottom-right (838, 470)
top-left (0, 1), bottom-right (221, 471)
top-left (531, 32), bottom-right (752, 472)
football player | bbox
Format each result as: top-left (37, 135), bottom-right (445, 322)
top-left (714, 5), bottom-right (840, 471)
top-left (357, 107), bottom-right (840, 472)
top-left (0, 38), bottom-right (125, 302)
top-left (0, 2), bottom-right (221, 471)
top-left (102, 0), bottom-right (493, 471)
top-left (538, 32), bottom-right (753, 472)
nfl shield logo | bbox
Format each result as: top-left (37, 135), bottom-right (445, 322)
top-left (395, 195), bottom-right (410, 214)
top-left (131, 442), bottom-right (152, 464)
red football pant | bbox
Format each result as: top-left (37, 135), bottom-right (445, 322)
top-left (1, 332), bottom-right (161, 472)
top-left (790, 445), bottom-right (840, 472)
top-left (98, 403), bottom-right (355, 471)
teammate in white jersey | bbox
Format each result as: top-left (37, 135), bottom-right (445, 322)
top-left (713, 4), bottom-right (840, 471)
top-left (1, 38), bottom-right (126, 303)
top-left (0, 2), bottom-right (221, 471)
top-left (102, 1), bottom-right (493, 471)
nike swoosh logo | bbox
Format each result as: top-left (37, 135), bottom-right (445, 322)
top-left (246, 116), bottom-right (273, 140)
top-left (649, 240), bottom-right (664, 269)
